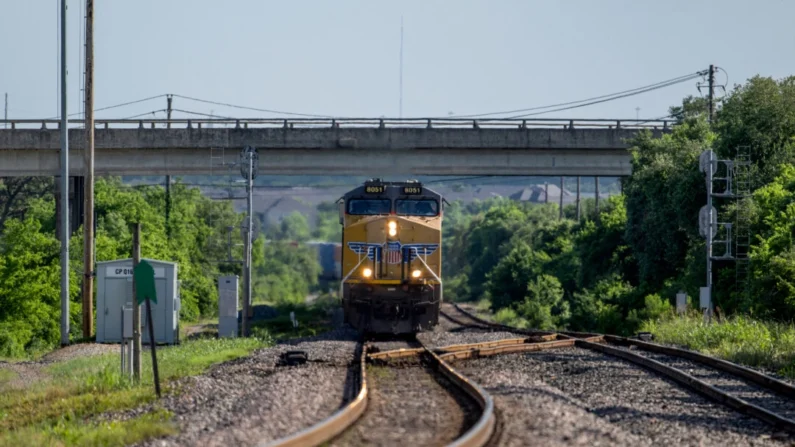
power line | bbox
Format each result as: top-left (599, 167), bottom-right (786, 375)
top-left (170, 108), bottom-right (235, 119)
top-left (117, 109), bottom-right (167, 120)
top-left (46, 94), bottom-right (168, 120)
top-left (508, 74), bottom-right (704, 119)
top-left (450, 71), bottom-right (706, 119)
top-left (172, 94), bottom-right (334, 118)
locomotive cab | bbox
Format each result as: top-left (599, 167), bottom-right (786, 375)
top-left (340, 179), bottom-right (443, 334)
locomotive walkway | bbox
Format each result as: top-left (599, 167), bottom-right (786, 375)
top-left (0, 118), bottom-right (670, 177)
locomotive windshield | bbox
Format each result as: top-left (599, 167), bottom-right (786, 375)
top-left (347, 199), bottom-right (392, 215)
top-left (395, 199), bottom-right (439, 216)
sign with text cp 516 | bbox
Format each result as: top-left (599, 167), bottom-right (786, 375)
top-left (107, 266), bottom-right (165, 278)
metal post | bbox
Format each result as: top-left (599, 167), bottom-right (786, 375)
top-left (399, 16), bottom-right (403, 118)
top-left (59, 0), bottom-right (70, 347)
top-left (82, 0), bottom-right (95, 339)
top-left (165, 175), bottom-right (171, 241)
top-left (544, 182), bottom-right (549, 204)
top-left (576, 176), bottom-right (581, 221)
top-left (708, 64), bottom-right (715, 125)
top-left (166, 95), bottom-right (172, 128)
top-left (120, 305), bottom-right (125, 375)
top-left (595, 176), bottom-right (600, 218)
top-left (244, 151), bottom-right (254, 331)
top-left (132, 223), bottom-right (142, 380)
top-left (706, 151), bottom-right (714, 320)
top-left (559, 176), bottom-right (564, 220)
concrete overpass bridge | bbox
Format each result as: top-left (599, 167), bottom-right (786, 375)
top-left (0, 117), bottom-right (671, 177)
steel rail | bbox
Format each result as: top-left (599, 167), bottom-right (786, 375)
top-left (452, 303), bottom-right (795, 434)
top-left (419, 340), bottom-right (496, 447)
top-left (368, 335), bottom-right (560, 362)
top-left (439, 336), bottom-right (605, 362)
top-left (447, 305), bottom-right (556, 337)
top-left (260, 342), bottom-right (369, 447)
top-left (602, 334), bottom-right (795, 399)
top-left (575, 338), bottom-right (795, 433)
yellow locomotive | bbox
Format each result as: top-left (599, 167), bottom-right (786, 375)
top-left (339, 179), bottom-right (443, 334)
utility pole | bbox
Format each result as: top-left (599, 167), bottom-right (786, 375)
top-left (708, 64), bottom-right (716, 125)
top-left (82, 0), bottom-right (95, 339)
top-left (399, 16), bottom-right (404, 118)
top-left (241, 146), bottom-right (258, 336)
top-left (544, 182), bottom-right (549, 204)
top-left (576, 177), bottom-right (581, 221)
top-left (59, 0), bottom-right (70, 347)
top-left (132, 223), bottom-right (142, 380)
top-left (166, 95), bottom-right (173, 128)
top-left (165, 95), bottom-right (172, 240)
top-left (594, 177), bottom-right (600, 219)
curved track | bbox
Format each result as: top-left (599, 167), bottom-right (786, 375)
top-left (264, 335), bottom-right (497, 447)
top-left (452, 302), bottom-right (795, 436)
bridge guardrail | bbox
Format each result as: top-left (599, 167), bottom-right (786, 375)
top-left (0, 117), bottom-right (671, 131)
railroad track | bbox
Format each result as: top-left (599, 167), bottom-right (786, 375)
top-left (452, 302), bottom-right (795, 435)
top-left (263, 336), bottom-right (497, 447)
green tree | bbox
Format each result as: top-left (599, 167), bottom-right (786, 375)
top-left (623, 119), bottom-right (714, 290)
top-left (715, 76), bottom-right (795, 184)
top-left (514, 274), bottom-right (570, 330)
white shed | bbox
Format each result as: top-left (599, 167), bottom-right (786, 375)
top-left (96, 258), bottom-right (180, 345)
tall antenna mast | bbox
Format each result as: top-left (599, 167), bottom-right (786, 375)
top-left (399, 16), bottom-right (403, 118)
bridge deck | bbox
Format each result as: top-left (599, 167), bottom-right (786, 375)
top-left (0, 118), bottom-right (670, 177)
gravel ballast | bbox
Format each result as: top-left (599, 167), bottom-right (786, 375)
top-left (625, 346), bottom-right (795, 422)
top-left (467, 347), bottom-right (790, 446)
top-left (138, 328), bottom-right (360, 447)
top-left (330, 361), bottom-right (479, 447)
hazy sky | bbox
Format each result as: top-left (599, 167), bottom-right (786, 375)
top-left (2, 0), bottom-right (794, 122)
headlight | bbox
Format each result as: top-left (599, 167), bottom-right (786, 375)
top-left (412, 269), bottom-right (421, 278)
top-left (363, 268), bottom-right (372, 278)
top-left (388, 221), bottom-right (397, 237)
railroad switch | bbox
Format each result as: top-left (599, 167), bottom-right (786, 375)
top-left (280, 350), bottom-right (309, 366)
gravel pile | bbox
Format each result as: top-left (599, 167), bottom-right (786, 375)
top-left (330, 363), bottom-right (479, 447)
top-left (473, 347), bottom-right (789, 446)
top-left (625, 347), bottom-right (795, 422)
top-left (137, 327), bottom-right (360, 447)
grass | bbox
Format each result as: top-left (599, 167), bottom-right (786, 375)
top-left (641, 312), bottom-right (795, 378)
top-left (0, 336), bottom-right (270, 446)
top-left (250, 298), bottom-right (335, 341)
top-left (0, 409), bottom-right (176, 447)
top-left (0, 369), bottom-right (16, 387)
top-left (493, 307), bottom-right (530, 329)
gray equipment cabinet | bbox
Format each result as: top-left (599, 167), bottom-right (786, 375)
top-left (218, 276), bottom-right (239, 338)
top-left (96, 258), bottom-right (180, 345)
